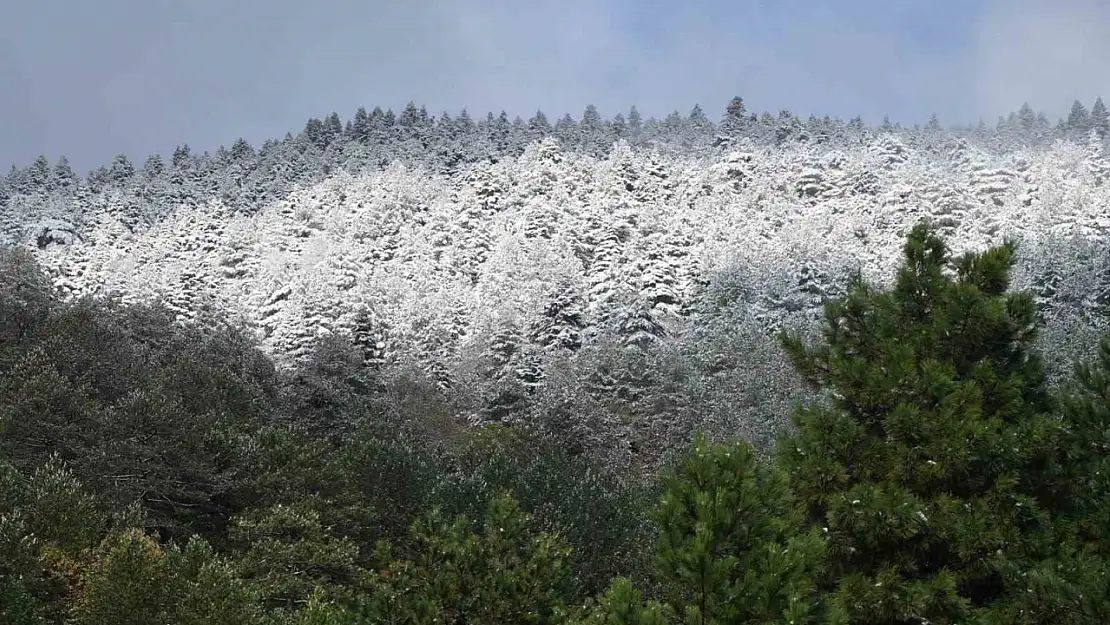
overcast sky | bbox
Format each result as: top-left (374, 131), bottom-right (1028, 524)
top-left (1, 0), bottom-right (1108, 173)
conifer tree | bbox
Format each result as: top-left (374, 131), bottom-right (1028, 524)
top-left (1068, 100), bottom-right (1091, 136)
top-left (1057, 336), bottom-right (1110, 553)
top-left (776, 223), bottom-right (1097, 624)
top-left (655, 434), bottom-right (826, 624)
top-left (1090, 97), bottom-right (1109, 138)
top-left (573, 434), bottom-right (825, 625)
top-left (721, 96), bottom-right (748, 139)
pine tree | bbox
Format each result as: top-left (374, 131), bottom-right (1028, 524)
top-left (627, 106), bottom-right (643, 138)
top-left (655, 434), bottom-right (826, 624)
top-left (580, 104), bottom-right (609, 155)
top-left (1068, 100), bottom-right (1091, 137)
top-left (776, 223), bottom-right (1095, 624)
top-left (573, 434), bottom-right (826, 624)
top-left (610, 113), bottom-right (628, 139)
top-left (142, 153), bottom-right (165, 177)
top-left (171, 144), bottom-right (192, 169)
top-left (1017, 103), bottom-right (1037, 132)
top-left (26, 155), bottom-right (51, 191)
top-left (52, 157), bottom-right (77, 193)
top-left (531, 283), bottom-right (586, 352)
top-left (363, 493), bottom-right (573, 624)
top-left (721, 96), bottom-right (748, 139)
top-left (687, 104), bottom-right (713, 139)
top-left (528, 110), bottom-right (552, 140)
top-left (107, 154), bottom-right (134, 185)
top-left (1058, 337), bottom-right (1110, 557)
top-left (349, 106), bottom-right (371, 143)
top-left (1090, 97), bottom-right (1109, 138)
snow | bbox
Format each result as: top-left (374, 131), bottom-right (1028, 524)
top-left (6, 125), bottom-right (1110, 418)
top-left (0, 121), bottom-right (1101, 464)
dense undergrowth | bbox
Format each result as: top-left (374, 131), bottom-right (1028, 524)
top-left (3, 222), bottom-right (1110, 624)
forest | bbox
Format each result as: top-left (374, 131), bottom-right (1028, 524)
top-left (3, 96), bottom-right (1110, 623)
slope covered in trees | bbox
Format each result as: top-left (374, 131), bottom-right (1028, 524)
top-left (5, 97), bottom-right (1110, 466)
top-left (4, 97), bottom-right (1110, 621)
top-left (4, 224), bottom-right (1110, 624)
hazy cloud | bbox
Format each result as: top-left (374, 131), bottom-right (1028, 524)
top-left (0, 0), bottom-right (1103, 172)
top-left (973, 0), bottom-right (1110, 123)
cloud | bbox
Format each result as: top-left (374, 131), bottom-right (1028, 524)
top-left (973, 0), bottom-right (1110, 122)
top-left (4, 0), bottom-right (1095, 172)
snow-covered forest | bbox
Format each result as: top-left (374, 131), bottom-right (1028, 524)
top-left (6, 95), bottom-right (1110, 466)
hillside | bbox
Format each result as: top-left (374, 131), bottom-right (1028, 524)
top-left (5, 99), bottom-right (1110, 463)
top-left (7, 99), bottom-right (1110, 624)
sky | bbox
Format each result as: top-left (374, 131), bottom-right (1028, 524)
top-left (1, 0), bottom-right (1108, 173)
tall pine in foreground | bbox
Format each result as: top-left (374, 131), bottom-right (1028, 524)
top-left (776, 223), bottom-right (1103, 624)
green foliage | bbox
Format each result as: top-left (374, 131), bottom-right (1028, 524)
top-left (0, 295), bottom-right (280, 541)
top-left (572, 578), bottom-right (672, 625)
top-left (361, 492), bottom-right (574, 625)
top-left (74, 529), bottom-right (262, 625)
top-left (229, 500), bottom-right (367, 609)
top-left (437, 427), bottom-right (657, 596)
top-left (271, 589), bottom-right (355, 625)
top-left (1057, 335), bottom-right (1110, 551)
top-left (279, 333), bottom-right (381, 438)
top-left (0, 457), bottom-right (103, 625)
top-left (4, 228), bottom-right (1110, 625)
top-left (330, 432), bottom-right (444, 550)
top-left (73, 529), bottom-right (172, 625)
top-left (776, 223), bottom-right (1097, 623)
top-left (166, 537), bottom-right (263, 625)
top-left (654, 434), bottom-right (825, 624)
top-left (0, 247), bottom-right (54, 349)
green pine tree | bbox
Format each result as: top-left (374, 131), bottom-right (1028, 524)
top-left (655, 434), bottom-right (826, 625)
top-left (577, 434), bottom-right (825, 625)
top-left (362, 492), bottom-right (574, 625)
top-left (1058, 335), bottom-right (1110, 552)
top-left (572, 577), bottom-right (672, 625)
top-left (775, 222), bottom-right (1094, 624)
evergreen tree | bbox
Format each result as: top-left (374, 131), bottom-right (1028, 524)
top-left (577, 434), bottom-right (826, 624)
top-left (655, 434), bottom-right (826, 624)
top-left (171, 144), bottom-right (192, 169)
top-left (229, 137), bottom-right (255, 162)
top-left (627, 106), bottom-right (643, 138)
top-left (323, 112), bottom-right (343, 146)
top-left (490, 110), bottom-right (513, 155)
top-left (1068, 100), bottom-right (1091, 136)
top-left (687, 103), bottom-right (713, 138)
top-left (362, 493), bottom-right (573, 624)
top-left (1057, 337), bottom-right (1110, 559)
top-left (107, 154), bottom-right (134, 185)
top-left (721, 96), bottom-right (748, 138)
top-left (580, 104), bottom-right (609, 155)
top-left (531, 283), bottom-right (586, 352)
top-left (610, 113), bottom-right (628, 139)
top-left (142, 153), bottom-right (165, 177)
top-left (1090, 97), bottom-right (1109, 138)
top-left (26, 155), bottom-right (51, 191)
top-left (53, 156), bottom-right (77, 193)
top-left (302, 117), bottom-right (328, 150)
top-left (349, 106), bottom-right (371, 143)
top-left (555, 113), bottom-right (578, 145)
top-left (1017, 103), bottom-right (1037, 132)
top-left (528, 109), bottom-right (552, 140)
top-left (776, 223), bottom-right (1097, 624)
